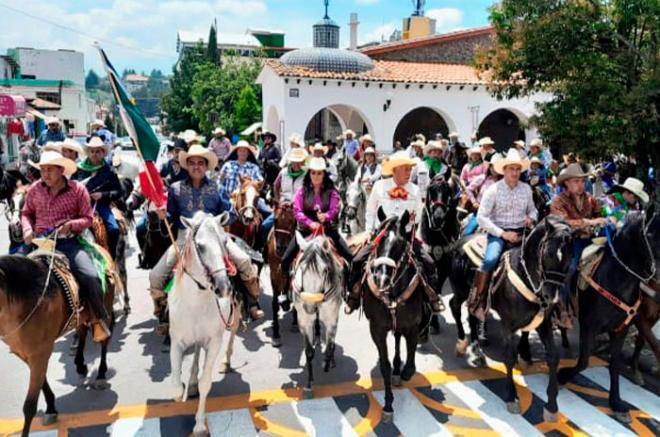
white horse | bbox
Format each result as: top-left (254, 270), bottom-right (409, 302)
top-left (343, 181), bottom-right (367, 236)
top-left (292, 231), bottom-right (344, 398)
top-left (169, 212), bottom-right (240, 436)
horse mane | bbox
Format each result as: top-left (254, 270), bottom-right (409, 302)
top-left (299, 240), bottom-right (335, 276)
top-left (0, 256), bottom-right (59, 304)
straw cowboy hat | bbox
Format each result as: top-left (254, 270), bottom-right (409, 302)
top-left (179, 144), bottom-right (219, 171)
top-left (363, 146), bottom-right (376, 155)
top-left (608, 177), bottom-right (649, 204)
top-left (311, 142), bottom-right (328, 155)
top-left (61, 138), bottom-right (85, 157)
top-left (423, 140), bottom-right (444, 155)
top-left (42, 142), bottom-right (62, 153)
top-left (530, 156), bottom-right (544, 167)
top-left (213, 127), bottom-right (226, 136)
top-left (410, 139), bottom-right (425, 149)
top-left (530, 138), bottom-right (544, 149)
top-left (227, 140), bottom-right (258, 163)
top-left (91, 119), bottom-right (106, 128)
top-left (467, 145), bottom-right (483, 158)
top-left (493, 148), bottom-right (530, 174)
top-left (307, 157), bottom-right (327, 172)
top-left (85, 136), bottom-right (110, 154)
top-left (513, 140), bottom-right (526, 148)
top-left (29, 150), bottom-right (78, 177)
top-left (288, 133), bottom-right (304, 148)
top-left (556, 163), bottom-right (588, 186)
top-left (478, 137), bottom-right (495, 147)
top-left (488, 153), bottom-right (504, 175)
top-left (181, 129), bottom-right (201, 145)
top-left (46, 117), bottom-right (61, 126)
top-left (343, 129), bottom-right (356, 138)
top-left (359, 134), bottom-right (374, 144)
top-left (288, 148), bottom-right (308, 164)
top-left (382, 151), bottom-right (417, 176)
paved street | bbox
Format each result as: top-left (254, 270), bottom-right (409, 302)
top-left (0, 217), bottom-right (658, 437)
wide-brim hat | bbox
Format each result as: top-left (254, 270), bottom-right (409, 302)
top-left (84, 136), bottom-right (110, 154)
top-left (423, 140), bottom-right (444, 155)
top-left (556, 163), bottom-right (588, 186)
top-left (227, 140), bottom-right (258, 163)
top-left (514, 140), bottom-right (526, 148)
top-left (310, 142), bottom-right (328, 155)
top-left (608, 177), bottom-right (649, 204)
top-left (61, 138), bottom-right (85, 156)
top-left (262, 131), bottom-right (277, 142)
top-left (288, 133), bottom-right (304, 147)
top-left (530, 156), bottom-right (544, 166)
top-left (382, 151), bottom-right (417, 176)
top-left (410, 139), bottom-right (425, 149)
top-left (179, 144), bottom-right (219, 170)
top-left (46, 116), bottom-right (61, 126)
top-left (29, 151), bottom-right (77, 177)
top-left (363, 146), bottom-right (376, 155)
top-left (213, 127), bottom-right (226, 136)
top-left (479, 137), bottom-right (495, 147)
top-left (42, 142), bottom-right (62, 153)
top-left (181, 129), bottom-right (201, 145)
top-left (359, 134), bottom-right (374, 144)
top-left (530, 138), bottom-right (544, 148)
top-left (343, 129), bottom-right (356, 137)
top-left (493, 148), bottom-right (530, 174)
top-left (91, 119), bottom-right (106, 128)
top-left (467, 145), bottom-right (483, 158)
top-left (307, 157), bottom-right (327, 172)
top-left (488, 153), bottom-right (504, 175)
top-left (288, 148), bottom-right (308, 163)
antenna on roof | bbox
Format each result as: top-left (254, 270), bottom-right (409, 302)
top-left (324, 0), bottom-right (330, 19)
top-left (411, 0), bottom-right (425, 17)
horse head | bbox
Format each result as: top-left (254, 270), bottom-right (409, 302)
top-left (611, 210), bottom-right (657, 282)
top-left (233, 177), bottom-right (262, 225)
top-left (180, 212), bottom-right (231, 296)
top-left (7, 189), bottom-right (26, 245)
top-left (293, 230), bottom-right (341, 300)
top-left (369, 209), bottom-right (414, 294)
top-left (273, 204), bottom-right (296, 256)
top-left (344, 182), bottom-right (366, 221)
top-left (425, 175), bottom-right (458, 230)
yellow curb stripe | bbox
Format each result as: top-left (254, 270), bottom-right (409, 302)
top-left (410, 388), bottom-right (482, 420)
top-left (352, 392), bottom-right (382, 437)
top-left (249, 406), bottom-right (308, 437)
top-left (445, 424), bottom-right (501, 436)
top-left (565, 383), bottom-right (609, 399)
top-left (595, 407), bottom-right (655, 437)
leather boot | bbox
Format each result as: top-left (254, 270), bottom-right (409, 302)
top-left (244, 277), bottom-right (264, 321)
top-left (244, 276), bottom-right (261, 299)
top-left (468, 270), bottom-right (492, 322)
top-left (92, 320), bottom-right (111, 343)
top-left (150, 288), bottom-right (166, 317)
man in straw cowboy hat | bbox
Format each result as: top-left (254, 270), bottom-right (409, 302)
top-left (345, 151), bottom-right (444, 314)
top-left (208, 127), bottom-right (232, 167)
top-left (354, 146), bottom-right (381, 193)
top-left (601, 176), bottom-right (649, 223)
top-left (37, 117), bottom-right (65, 146)
top-left (60, 138), bottom-right (85, 163)
top-left (478, 137), bottom-right (496, 161)
top-left (342, 129), bottom-right (359, 159)
top-left (469, 148), bottom-right (538, 321)
top-left (150, 144), bottom-right (265, 321)
top-left (21, 150), bottom-right (111, 342)
top-left (280, 133), bottom-right (305, 168)
top-left (72, 137), bottom-right (123, 260)
top-left (90, 119), bottom-right (115, 146)
top-left (528, 138), bottom-right (552, 168)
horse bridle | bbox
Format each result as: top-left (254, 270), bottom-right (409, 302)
top-left (605, 213), bottom-right (657, 283)
top-left (183, 222), bottom-right (228, 292)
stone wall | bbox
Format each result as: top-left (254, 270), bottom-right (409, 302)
top-left (368, 33), bottom-right (493, 65)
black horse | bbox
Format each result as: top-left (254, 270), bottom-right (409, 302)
top-left (126, 191), bottom-right (173, 269)
top-left (362, 209), bottom-right (431, 421)
top-left (558, 208), bottom-right (658, 423)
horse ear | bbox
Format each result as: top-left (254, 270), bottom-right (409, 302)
top-left (399, 210), bottom-right (411, 235)
top-left (377, 206), bottom-right (387, 223)
top-left (216, 211), bottom-right (230, 227)
top-left (181, 216), bottom-right (194, 230)
top-left (296, 231), bottom-right (309, 251)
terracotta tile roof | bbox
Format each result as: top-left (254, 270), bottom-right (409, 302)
top-left (360, 26), bottom-right (494, 56)
top-left (264, 59), bottom-right (488, 86)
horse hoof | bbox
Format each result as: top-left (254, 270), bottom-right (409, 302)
top-left (506, 401), bottom-right (520, 414)
top-left (272, 337), bottom-right (282, 348)
top-left (188, 383), bottom-right (199, 399)
top-left (193, 428), bottom-right (209, 437)
top-left (392, 375), bottom-right (402, 387)
top-left (92, 379), bottom-right (110, 391)
top-left (77, 365), bottom-right (89, 378)
top-left (42, 413), bottom-right (58, 426)
top-left (302, 387), bottom-right (314, 399)
top-left (543, 408), bottom-right (558, 423)
top-left (613, 411), bottom-right (631, 424)
top-left (455, 339), bottom-right (469, 356)
top-left (381, 410), bottom-right (394, 423)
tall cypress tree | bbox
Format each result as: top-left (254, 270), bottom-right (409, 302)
top-left (207, 24), bottom-right (219, 65)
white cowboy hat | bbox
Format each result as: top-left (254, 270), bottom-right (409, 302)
top-left (530, 156), bottom-right (544, 166)
top-left (410, 139), bottom-right (425, 149)
top-left (46, 116), bottom-right (61, 126)
top-left (85, 136), bottom-right (110, 154)
top-left (288, 133), bottom-right (304, 147)
top-left (382, 151), bottom-right (417, 176)
top-left (556, 163), bottom-right (588, 186)
top-left (343, 129), bottom-right (356, 137)
top-left (227, 140), bottom-right (258, 162)
top-left (609, 177), bottom-right (649, 204)
top-left (530, 138), bottom-right (544, 148)
top-left (61, 138), bottom-right (85, 157)
top-left (478, 137), bottom-right (495, 147)
top-left (29, 150), bottom-right (77, 177)
top-left (91, 119), bottom-right (106, 128)
top-left (493, 148), bottom-right (530, 174)
top-left (179, 144), bottom-right (219, 170)
top-left (213, 127), bottom-right (226, 136)
top-left (311, 142), bottom-right (328, 155)
top-left (42, 142), bottom-right (62, 153)
top-left (363, 146), bottom-right (376, 155)
top-left (488, 153), bottom-right (504, 175)
top-left (288, 148), bottom-right (308, 163)
top-left (467, 145), bottom-right (483, 158)
top-left (359, 134), bottom-right (374, 144)
top-left (181, 129), bottom-right (201, 145)
top-left (307, 157), bottom-right (327, 172)
top-left (514, 140), bottom-right (526, 148)
top-left (423, 140), bottom-right (444, 155)
top-left (449, 131), bottom-right (459, 138)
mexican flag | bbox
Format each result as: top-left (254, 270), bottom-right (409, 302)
top-left (97, 46), bottom-right (166, 208)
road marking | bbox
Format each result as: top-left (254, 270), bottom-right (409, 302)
top-left (523, 373), bottom-right (636, 437)
top-left (582, 367), bottom-right (660, 419)
top-left (9, 431), bottom-right (58, 437)
top-left (445, 380), bottom-right (543, 437)
top-left (372, 389), bottom-right (453, 437)
top-left (207, 409), bottom-right (257, 437)
top-left (108, 417), bottom-right (160, 437)
top-left (293, 397), bottom-right (358, 437)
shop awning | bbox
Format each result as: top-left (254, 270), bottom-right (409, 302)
top-left (29, 97), bottom-right (61, 110)
top-left (0, 94), bottom-right (26, 117)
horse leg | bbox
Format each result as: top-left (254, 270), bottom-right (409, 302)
top-left (271, 289), bottom-right (282, 348)
top-left (468, 314), bottom-right (486, 366)
top-left (170, 342), bottom-right (185, 402)
top-left (297, 309), bottom-right (316, 398)
top-left (630, 328), bottom-right (646, 385)
top-left (517, 332), bottom-right (533, 368)
top-left (74, 326), bottom-right (89, 380)
top-left (537, 320), bottom-right (559, 422)
top-left (503, 332), bottom-right (520, 414)
top-left (450, 295), bottom-right (468, 356)
top-left (560, 327), bottom-right (571, 351)
top-left (193, 340), bottom-right (222, 437)
top-left (21, 353), bottom-right (50, 437)
top-left (401, 327), bottom-right (419, 382)
top-left (41, 378), bottom-right (58, 426)
top-left (369, 323), bottom-right (393, 421)
top-left (187, 346), bottom-right (201, 399)
top-left (290, 307), bottom-right (299, 333)
top-left (392, 332), bottom-right (402, 386)
top-left (320, 301), bottom-right (339, 372)
top-left (92, 338), bottom-right (111, 390)
top-left (222, 322), bottom-right (239, 373)
top-left (558, 325), bottom-right (595, 386)
top-left (608, 330), bottom-right (631, 423)
top-left (633, 311), bottom-right (660, 380)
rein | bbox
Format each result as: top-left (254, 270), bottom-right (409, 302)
top-left (604, 222), bottom-right (656, 283)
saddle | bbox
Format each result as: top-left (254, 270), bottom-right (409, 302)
top-left (463, 233), bottom-right (488, 267)
top-left (91, 215), bottom-right (109, 251)
top-left (111, 204), bottom-right (129, 235)
top-left (577, 239), bottom-right (606, 291)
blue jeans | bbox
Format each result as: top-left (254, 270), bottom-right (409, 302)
top-left (463, 214), bottom-right (478, 237)
top-left (257, 198), bottom-right (273, 239)
top-left (481, 234), bottom-right (506, 272)
top-left (560, 238), bottom-right (591, 300)
top-left (96, 203), bottom-right (120, 259)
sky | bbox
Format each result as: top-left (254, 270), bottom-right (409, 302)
top-left (0, 0), bottom-right (495, 75)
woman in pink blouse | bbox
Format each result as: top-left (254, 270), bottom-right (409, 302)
top-left (460, 146), bottom-right (488, 187)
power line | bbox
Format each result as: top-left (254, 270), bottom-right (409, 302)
top-left (0, 2), bottom-right (177, 60)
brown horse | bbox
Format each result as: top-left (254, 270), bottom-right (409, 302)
top-left (631, 283), bottom-right (659, 384)
top-left (229, 177), bottom-right (263, 250)
top-left (267, 204), bottom-right (298, 347)
top-left (0, 243), bottom-right (122, 437)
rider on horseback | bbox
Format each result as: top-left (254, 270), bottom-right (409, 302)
top-left (354, 147), bottom-right (381, 194)
top-left (280, 158), bottom-right (353, 308)
top-left (21, 151), bottom-right (111, 342)
top-left (468, 148), bottom-right (538, 321)
top-left (310, 143), bottom-right (338, 182)
top-left (72, 137), bottom-right (123, 260)
top-left (150, 145), bottom-right (265, 321)
top-left (160, 139), bottom-right (189, 186)
top-left (414, 141), bottom-right (451, 195)
top-left (258, 131), bottom-right (282, 189)
top-left (346, 151), bottom-right (444, 314)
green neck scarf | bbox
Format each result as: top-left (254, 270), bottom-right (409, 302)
top-left (469, 159), bottom-right (483, 169)
top-left (424, 157), bottom-right (443, 175)
top-left (288, 168), bottom-right (305, 179)
top-left (78, 158), bottom-right (105, 173)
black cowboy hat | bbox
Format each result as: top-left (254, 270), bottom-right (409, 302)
top-left (263, 131), bottom-right (277, 142)
top-left (173, 138), bottom-right (188, 152)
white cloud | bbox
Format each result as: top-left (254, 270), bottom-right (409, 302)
top-left (359, 22), bottom-right (398, 45)
top-left (427, 8), bottom-right (464, 31)
top-left (355, 0), bottom-right (380, 5)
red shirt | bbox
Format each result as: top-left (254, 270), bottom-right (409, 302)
top-left (21, 179), bottom-right (93, 236)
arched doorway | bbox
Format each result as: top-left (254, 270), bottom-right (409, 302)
top-left (304, 104), bottom-right (371, 144)
top-left (393, 107), bottom-right (450, 146)
top-left (478, 109), bottom-right (526, 151)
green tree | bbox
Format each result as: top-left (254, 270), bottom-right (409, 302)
top-left (85, 69), bottom-right (100, 90)
top-left (207, 24), bottom-right (219, 65)
top-left (234, 85), bottom-right (261, 134)
top-left (161, 44), bottom-right (206, 133)
top-left (476, 0), bottom-right (659, 161)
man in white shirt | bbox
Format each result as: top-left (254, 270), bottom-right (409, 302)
top-left (468, 148), bottom-right (538, 321)
top-left (347, 151), bottom-right (443, 314)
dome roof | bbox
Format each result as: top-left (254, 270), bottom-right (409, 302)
top-left (280, 48), bottom-right (375, 74)
top-left (314, 17), bottom-right (339, 27)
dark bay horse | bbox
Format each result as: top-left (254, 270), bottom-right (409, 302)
top-left (557, 209), bottom-right (658, 423)
top-left (362, 210), bottom-right (431, 421)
